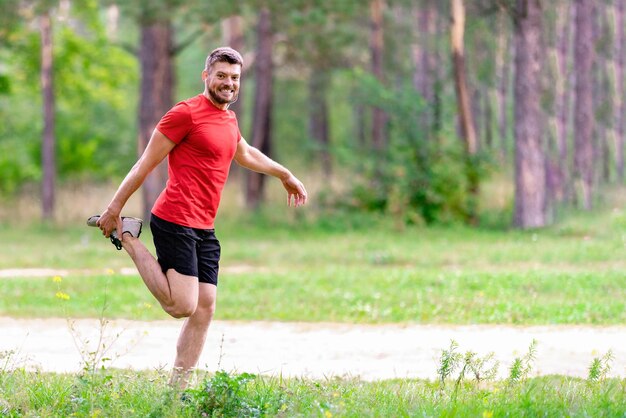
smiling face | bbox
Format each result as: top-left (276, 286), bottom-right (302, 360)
top-left (202, 61), bottom-right (241, 110)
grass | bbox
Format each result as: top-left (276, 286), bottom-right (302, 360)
top-left (0, 367), bottom-right (624, 417)
top-left (1, 202), bottom-right (625, 324)
top-left (2, 182), bottom-right (626, 416)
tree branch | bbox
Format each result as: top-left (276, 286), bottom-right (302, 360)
top-left (171, 28), bottom-right (204, 56)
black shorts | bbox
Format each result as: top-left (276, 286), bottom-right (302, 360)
top-left (150, 214), bottom-right (221, 285)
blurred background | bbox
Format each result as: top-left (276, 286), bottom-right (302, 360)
top-left (0, 0), bottom-right (621, 230)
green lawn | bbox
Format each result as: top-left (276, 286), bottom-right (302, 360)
top-left (1, 367), bottom-right (624, 417)
top-left (1, 204), bottom-right (625, 324)
top-left (2, 197), bottom-right (626, 416)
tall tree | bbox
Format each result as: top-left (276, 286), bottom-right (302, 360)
top-left (496, 9), bottom-right (512, 160)
top-left (573, 0), bottom-right (595, 210)
top-left (412, 0), bottom-right (437, 137)
top-left (450, 0), bottom-right (479, 223)
top-left (614, 0), bottom-right (625, 182)
top-left (554, 1), bottom-right (574, 202)
top-left (109, 1), bottom-right (208, 219)
top-left (370, 0), bottom-right (385, 151)
top-left (512, 0), bottom-right (548, 228)
top-left (308, 70), bottom-right (331, 176)
top-left (281, 1), bottom-right (362, 177)
top-left (137, 13), bottom-right (175, 220)
top-left (221, 15), bottom-right (245, 118)
top-left (40, 8), bottom-right (55, 220)
top-left (245, 7), bottom-right (273, 210)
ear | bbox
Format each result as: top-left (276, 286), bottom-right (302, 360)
top-left (201, 69), bottom-right (208, 81)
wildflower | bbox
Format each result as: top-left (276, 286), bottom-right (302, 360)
top-left (52, 275), bottom-right (62, 283)
top-left (55, 291), bottom-right (70, 301)
top-left (105, 268), bottom-right (115, 275)
top-left (483, 411), bottom-right (493, 418)
top-left (325, 411), bottom-right (332, 418)
top-left (143, 302), bottom-right (153, 309)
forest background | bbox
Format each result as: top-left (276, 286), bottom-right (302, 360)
top-left (0, 0), bottom-right (622, 229)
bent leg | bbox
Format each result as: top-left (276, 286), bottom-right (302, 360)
top-left (122, 235), bottom-right (198, 318)
top-left (170, 282), bottom-right (217, 389)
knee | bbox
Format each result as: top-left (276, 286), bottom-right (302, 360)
top-left (165, 302), bottom-right (197, 319)
top-left (194, 302), bottom-right (216, 322)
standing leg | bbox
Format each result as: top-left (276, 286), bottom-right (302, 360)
top-left (170, 282), bottom-right (217, 389)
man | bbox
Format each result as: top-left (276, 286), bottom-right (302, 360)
top-left (90, 47), bottom-right (307, 388)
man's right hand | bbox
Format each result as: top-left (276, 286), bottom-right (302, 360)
top-left (96, 209), bottom-right (123, 240)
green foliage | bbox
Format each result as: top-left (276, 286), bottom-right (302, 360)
top-left (0, 368), bottom-right (625, 417)
top-left (185, 371), bottom-right (272, 417)
top-left (508, 339), bottom-right (538, 384)
top-left (334, 70), bottom-right (490, 225)
top-left (0, 4), bottom-right (138, 194)
top-left (587, 350), bottom-right (614, 383)
top-left (52, 26), bottom-right (138, 178)
top-left (437, 340), bottom-right (499, 396)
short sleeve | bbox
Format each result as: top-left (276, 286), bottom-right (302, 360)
top-left (156, 103), bottom-right (192, 144)
top-left (229, 109), bottom-right (243, 142)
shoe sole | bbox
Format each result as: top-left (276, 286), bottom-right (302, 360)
top-left (86, 215), bottom-right (143, 250)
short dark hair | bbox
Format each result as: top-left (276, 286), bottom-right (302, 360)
top-left (205, 47), bottom-right (243, 71)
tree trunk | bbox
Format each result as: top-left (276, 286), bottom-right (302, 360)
top-left (573, 0), bottom-right (595, 210)
top-left (615, 0), bottom-right (625, 182)
top-left (245, 8), bottom-right (273, 211)
top-left (222, 15), bottom-right (245, 118)
top-left (370, 0), bottom-right (385, 151)
top-left (496, 10), bottom-right (512, 160)
top-left (412, 0), bottom-right (436, 137)
top-left (106, 4), bottom-right (120, 41)
top-left (308, 70), bottom-right (331, 177)
top-left (40, 11), bottom-right (55, 221)
top-left (138, 20), bottom-right (174, 220)
top-left (484, 91), bottom-right (493, 150)
top-left (554, 1), bottom-right (574, 202)
top-left (432, 3), bottom-right (444, 135)
top-left (450, 0), bottom-right (479, 224)
top-left (513, 0), bottom-right (547, 229)
top-left (451, 0), bottom-right (477, 155)
top-left (594, 9), bottom-right (610, 185)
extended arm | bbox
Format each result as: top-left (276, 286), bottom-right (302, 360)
top-left (97, 129), bottom-right (176, 237)
top-left (234, 137), bottom-right (307, 206)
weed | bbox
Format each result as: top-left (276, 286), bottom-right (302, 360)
top-left (0, 350), bottom-right (18, 373)
top-left (185, 370), bottom-right (263, 417)
top-left (437, 340), bottom-right (500, 405)
top-left (587, 350), bottom-right (614, 383)
top-left (508, 339), bottom-right (538, 384)
top-left (53, 275), bottom-right (140, 384)
top-left (437, 340), bottom-right (462, 387)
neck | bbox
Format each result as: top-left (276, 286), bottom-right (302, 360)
top-left (202, 90), bottom-right (229, 110)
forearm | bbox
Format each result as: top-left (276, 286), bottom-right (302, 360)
top-left (105, 130), bottom-right (174, 216)
top-left (105, 163), bottom-right (148, 215)
top-left (236, 146), bottom-right (291, 180)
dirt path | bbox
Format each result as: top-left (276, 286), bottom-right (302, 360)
top-left (1, 317), bottom-right (624, 381)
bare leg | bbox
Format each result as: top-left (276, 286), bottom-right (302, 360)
top-left (121, 235), bottom-right (198, 318)
top-left (170, 282), bottom-right (217, 389)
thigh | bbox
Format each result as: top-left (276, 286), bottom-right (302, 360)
top-left (196, 231), bottom-right (221, 285)
top-left (166, 268), bottom-right (200, 310)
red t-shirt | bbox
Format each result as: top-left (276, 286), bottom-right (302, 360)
top-left (152, 94), bottom-right (241, 229)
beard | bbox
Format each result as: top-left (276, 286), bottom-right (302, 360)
top-left (208, 85), bottom-right (238, 105)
